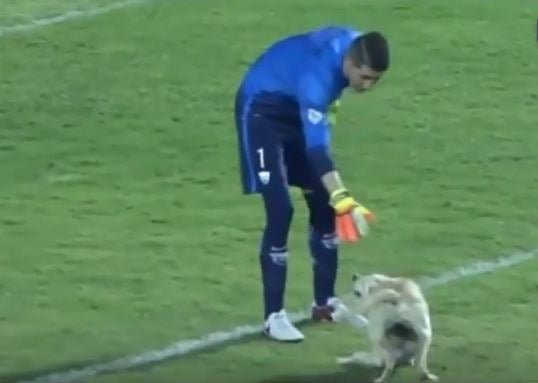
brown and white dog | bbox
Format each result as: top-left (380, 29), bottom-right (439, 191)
top-left (337, 273), bottom-right (438, 383)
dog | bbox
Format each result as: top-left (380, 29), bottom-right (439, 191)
top-left (337, 273), bottom-right (438, 383)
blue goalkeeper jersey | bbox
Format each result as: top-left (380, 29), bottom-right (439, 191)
top-left (238, 25), bottom-right (362, 176)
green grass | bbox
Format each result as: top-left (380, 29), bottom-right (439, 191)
top-left (0, 0), bottom-right (537, 382)
top-left (0, 0), bottom-right (125, 26)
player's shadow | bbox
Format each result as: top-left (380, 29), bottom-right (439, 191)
top-left (257, 363), bottom-right (376, 383)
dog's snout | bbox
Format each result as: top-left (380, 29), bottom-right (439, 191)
top-left (352, 274), bottom-right (358, 282)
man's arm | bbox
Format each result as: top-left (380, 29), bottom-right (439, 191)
top-left (321, 170), bottom-right (346, 196)
top-left (298, 105), bottom-right (338, 186)
top-left (298, 75), bottom-right (374, 242)
top-left (299, 106), bottom-right (353, 206)
top-left (297, 74), bottom-right (346, 195)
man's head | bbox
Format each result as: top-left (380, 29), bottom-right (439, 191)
top-left (343, 31), bottom-right (390, 92)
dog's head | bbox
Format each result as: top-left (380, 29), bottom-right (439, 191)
top-left (351, 273), bottom-right (390, 298)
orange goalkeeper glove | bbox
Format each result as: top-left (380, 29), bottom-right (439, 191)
top-left (330, 189), bottom-right (375, 242)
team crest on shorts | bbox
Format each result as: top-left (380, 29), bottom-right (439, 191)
top-left (258, 171), bottom-right (271, 185)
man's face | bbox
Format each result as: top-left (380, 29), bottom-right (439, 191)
top-left (347, 64), bottom-right (383, 93)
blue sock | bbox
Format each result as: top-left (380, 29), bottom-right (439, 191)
top-left (309, 229), bottom-right (338, 306)
top-left (260, 184), bottom-right (294, 319)
top-left (304, 189), bottom-right (338, 307)
top-left (260, 241), bottom-right (288, 319)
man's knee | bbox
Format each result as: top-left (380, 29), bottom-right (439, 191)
top-left (269, 200), bottom-right (294, 229)
top-left (263, 187), bottom-right (294, 228)
top-left (282, 202), bottom-right (294, 225)
top-left (260, 186), bottom-right (294, 254)
top-left (305, 190), bottom-right (335, 234)
top-left (311, 214), bottom-right (335, 235)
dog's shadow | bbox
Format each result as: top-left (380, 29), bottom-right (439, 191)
top-left (257, 363), bottom-right (377, 383)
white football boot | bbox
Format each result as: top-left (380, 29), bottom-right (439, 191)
top-left (264, 309), bottom-right (305, 342)
top-left (312, 297), bottom-right (369, 328)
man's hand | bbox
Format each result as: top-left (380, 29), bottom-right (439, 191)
top-left (330, 189), bottom-right (375, 242)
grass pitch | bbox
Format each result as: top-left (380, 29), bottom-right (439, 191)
top-left (0, 1), bottom-right (537, 382)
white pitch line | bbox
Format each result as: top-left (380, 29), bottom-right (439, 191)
top-left (3, 2), bottom-right (534, 381)
top-left (0, 0), bottom-right (158, 38)
top-left (15, 249), bottom-right (536, 383)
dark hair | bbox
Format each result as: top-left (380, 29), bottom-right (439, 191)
top-left (348, 31), bottom-right (390, 71)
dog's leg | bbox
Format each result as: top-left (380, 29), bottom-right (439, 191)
top-left (415, 331), bottom-right (438, 381)
top-left (336, 353), bottom-right (360, 365)
top-left (337, 351), bottom-right (383, 367)
top-left (373, 348), bottom-right (396, 383)
top-left (332, 303), bottom-right (369, 329)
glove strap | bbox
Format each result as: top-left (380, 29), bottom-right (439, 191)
top-left (329, 188), bottom-right (350, 207)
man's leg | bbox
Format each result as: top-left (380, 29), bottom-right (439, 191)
top-left (255, 140), bottom-right (304, 341)
top-left (283, 139), bottom-right (340, 321)
top-left (259, 173), bottom-right (293, 319)
top-left (304, 187), bottom-right (367, 324)
top-left (235, 98), bottom-right (303, 341)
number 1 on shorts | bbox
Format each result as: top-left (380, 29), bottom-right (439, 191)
top-left (257, 147), bottom-right (265, 169)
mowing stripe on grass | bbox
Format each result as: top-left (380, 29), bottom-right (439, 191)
top-left (16, 249), bottom-right (536, 383)
top-left (0, 0), bottom-right (158, 37)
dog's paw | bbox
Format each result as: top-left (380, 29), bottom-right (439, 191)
top-left (373, 377), bottom-right (387, 383)
top-left (337, 352), bottom-right (381, 367)
top-left (336, 356), bottom-right (354, 365)
top-left (420, 372), bottom-right (439, 382)
top-left (336, 354), bottom-right (358, 365)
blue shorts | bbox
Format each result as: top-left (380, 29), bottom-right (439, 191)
top-left (234, 89), bottom-right (321, 195)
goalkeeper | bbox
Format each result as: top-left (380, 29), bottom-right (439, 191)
top-left (233, 25), bottom-right (390, 342)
